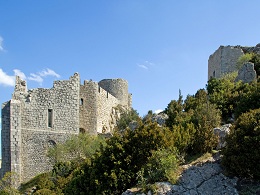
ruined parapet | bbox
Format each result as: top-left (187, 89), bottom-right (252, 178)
top-left (12, 76), bottom-right (27, 100)
top-left (208, 46), bottom-right (244, 80)
top-left (98, 79), bottom-right (130, 108)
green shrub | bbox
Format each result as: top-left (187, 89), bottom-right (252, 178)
top-left (34, 188), bottom-right (56, 195)
top-left (65, 121), bottom-right (175, 194)
top-left (139, 147), bottom-right (181, 184)
top-left (222, 108), bottom-right (260, 179)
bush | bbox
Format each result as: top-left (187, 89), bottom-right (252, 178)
top-left (65, 121), bottom-right (175, 194)
top-left (139, 147), bottom-right (181, 184)
top-left (48, 133), bottom-right (105, 163)
top-left (34, 189), bottom-right (56, 195)
top-left (222, 108), bottom-right (260, 179)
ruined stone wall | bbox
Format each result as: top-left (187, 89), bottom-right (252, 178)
top-left (208, 46), bottom-right (244, 79)
top-left (96, 85), bottom-right (119, 133)
top-left (20, 73), bottom-right (80, 182)
top-left (1, 73), bottom-right (80, 183)
top-left (1, 102), bottom-right (11, 178)
top-left (79, 80), bottom-right (99, 135)
top-left (1, 73), bottom-right (132, 185)
top-left (21, 131), bottom-right (71, 181)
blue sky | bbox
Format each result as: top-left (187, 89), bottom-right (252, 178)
top-left (0, 0), bottom-right (259, 122)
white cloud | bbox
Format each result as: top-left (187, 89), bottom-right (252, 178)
top-left (154, 109), bottom-right (163, 114)
top-left (137, 60), bottom-right (155, 70)
top-left (14, 69), bottom-right (26, 80)
top-left (0, 68), bottom-right (15, 86)
top-left (0, 68), bottom-right (60, 86)
top-left (138, 64), bottom-right (148, 69)
top-left (0, 36), bottom-right (4, 51)
top-left (27, 73), bottom-right (44, 84)
top-left (38, 68), bottom-right (60, 78)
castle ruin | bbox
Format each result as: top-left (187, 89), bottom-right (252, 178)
top-left (1, 73), bottom-right (132, 185)
top-left (208, 44), bottom-right (259, 81)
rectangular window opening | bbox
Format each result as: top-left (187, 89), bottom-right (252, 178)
top-left (48, 109), bottom-right (53, 128)
top-left (80, 98), bottom-right (83, 105)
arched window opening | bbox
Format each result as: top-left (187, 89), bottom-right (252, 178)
top-left (79, 128), bottom-right (86, 134)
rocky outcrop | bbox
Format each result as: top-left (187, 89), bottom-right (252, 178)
top-left (214, 124), bottom-right (231, 149)
top-left (169, 157), bottom-right (238, 195)
top-left (235, 62), bottom-right (257, 83)
top-left (122, 156), bottom-right (238, 195)
top-left (151, 113), bottom-right (168, 126)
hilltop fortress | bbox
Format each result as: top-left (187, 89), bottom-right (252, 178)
top-left (1, 73), bottom-right (132, 185)
top-left (208, 43), bottom-right (259, 81)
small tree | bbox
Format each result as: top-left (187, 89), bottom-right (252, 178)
top-left (0, 172), bottom-right (20, 195)
top-left (222, 108), bottom-right (260, 179)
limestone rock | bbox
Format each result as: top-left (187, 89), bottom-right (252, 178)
top-left (152, 113), bottom-right (168, 126)
top-left (236, 62), bottom-right (257, 83)
top-left (122, 156), bottom-right (238, 195)
top-left (214, 124), bottom-right (231, 149)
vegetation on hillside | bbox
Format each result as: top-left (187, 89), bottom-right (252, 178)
top-left (5, 71), bottom-right (259, 194)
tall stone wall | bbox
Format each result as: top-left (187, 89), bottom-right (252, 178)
top-left (20, 73), bottom-right (80, 182)
top-left (96, 85), bottom-right (119, 133)
top-left (208, 46), bottom-right (244, 79)
top-left (1, 73), bottom-right (81, 184)
top-left (1, 102), bottom-right (11, 178)
top-left (79, 80), bottom-right (99, 135)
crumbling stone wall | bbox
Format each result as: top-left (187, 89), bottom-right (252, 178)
top-left (79, 80), bottom-right (99, 135)
top-left (1, 72), bottom-right (132, 185)
top-left (208, 43), bottom-right (260, 81)
top-left (96, 85), bottom-right (119, 133)
top-left (79, 79), bottom-right (130, 134)
top-left (208, 45), bottom-right (244, 80)
top-left (1, 73), bottom-right (80, 184)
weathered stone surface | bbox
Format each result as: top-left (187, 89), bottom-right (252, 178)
top-left (214, 124), bottom-right (231, 149)
top-left (166, 158), bottom-right (238, 195)
top-left (235, 62), bottom-right (257, 83)
top-left (208, 45), bottom-right (244, 80)
top-left (122, 157), bottom-right (238, 195)
top-left (208, 44), bottom-right (260, 80)
top-left (152, 113), bottom-right (168, 126)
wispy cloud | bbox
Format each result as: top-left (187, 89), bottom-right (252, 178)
top-left (0, 68), bottom-right (60, 87)
top-left (28, 68), bottom-right (60, 85)
top-left (14, 69), bottom-right (26, 80)
top-left (137, 60), bottom-right (155, 70)
top-left (27, 73), bottom-right (44, 84)
top-left (38, 68), bottom-right (60, 78)
top-left (0, 36), bottom-right (4, 51)
top-left (138, 64), bottom-right (148, 69)
top-left (0, 68), bottom-right (15, 86)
